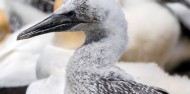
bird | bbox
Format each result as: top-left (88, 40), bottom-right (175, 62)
top-left (15, 1), bottom-right (190, 94)
top-left (0, 0), bottom-right (187, 93)
top-left (15, 0), bottom-right (189, 94)
top-left (0, 0), bottom-right (48, 46)
top-left (165, 1), bottom-right (190, 72)
top-left (17, 0), bottom-right (169, 93)
top-left (0, 0), bottom-right (51, 88)
top-left (0, 0), bottom-right (47, 46)
top-left (118, 0), bottom-right (180, 67)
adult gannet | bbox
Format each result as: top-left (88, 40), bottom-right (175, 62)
top-left (18, 0), bottom-right (169, 93)
top-left (165, 2), bottom-right (190, 72)
top-left (119, 0), bottom-right (180, 67)
top-left (0, 24), bottom-right (54, 87)
top-left (0, 0), bottom-right (52, 88)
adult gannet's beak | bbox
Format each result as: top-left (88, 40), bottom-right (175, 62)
top-left (17, 13), bottom-right (85, 40)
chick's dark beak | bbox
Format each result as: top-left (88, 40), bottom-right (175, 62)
top-left (17, 12), bottom-right (85, 40)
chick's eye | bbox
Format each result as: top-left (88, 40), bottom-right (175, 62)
top-left (65, 11), bottom-right (76, 18)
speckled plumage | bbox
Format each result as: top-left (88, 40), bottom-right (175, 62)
top-left (97, 77), bottom-right (168, 94)
top-left (54, 0), bottom-right (170, 94)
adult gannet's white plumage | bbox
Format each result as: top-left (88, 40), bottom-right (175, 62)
top-left (17, 0), bottom-right (169, 93)
top-left (0, 0), bottom-right (77, 88)
top-left (0, 23), bottom-right (54, 87)
top-left (10, 0), bottom-right (190, 94)
top-left (119, 0), bottom-right (180, 67)
top-left (118, 62), bottom-right (190, 94)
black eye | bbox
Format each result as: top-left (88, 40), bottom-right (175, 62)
top-left (65, 11), bottom-right (76, 18)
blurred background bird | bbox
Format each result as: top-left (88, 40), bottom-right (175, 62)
top-left (165, 0), bottom-right (190, 76)
top-left (0, 0), bottom-right (52, 94)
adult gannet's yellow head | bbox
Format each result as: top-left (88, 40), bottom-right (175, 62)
top-left (54, 0), bottom-right (62, 10)
top-left (0, 9), bottom-right (10, 41)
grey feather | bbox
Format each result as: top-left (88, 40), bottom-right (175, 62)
top-left (97, 77), bottom-right (169, 94)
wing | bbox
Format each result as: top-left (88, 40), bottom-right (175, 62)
top-left (96, 77), bottom-right (169, 94)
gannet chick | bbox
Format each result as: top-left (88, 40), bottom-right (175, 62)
top-left (17, 0), bottom-right (169, 93)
